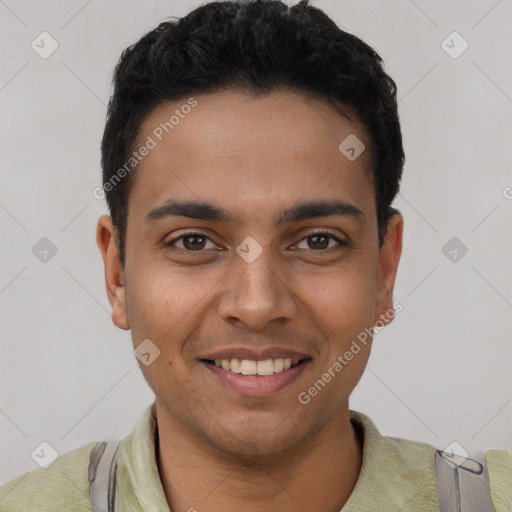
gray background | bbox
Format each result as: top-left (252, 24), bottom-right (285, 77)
top-left (1, 0), bottom-right (511, 484)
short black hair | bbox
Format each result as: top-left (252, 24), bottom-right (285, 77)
top-left (101, 0), bottom-right (404, 264)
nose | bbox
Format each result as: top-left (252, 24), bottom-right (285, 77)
top-left (217, 246), bottom-right (297, 330)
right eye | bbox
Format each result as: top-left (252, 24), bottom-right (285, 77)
top-left (165, 232), bottom-right (218, 251)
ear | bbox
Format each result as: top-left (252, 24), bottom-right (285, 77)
top-left (374, 212), bottom-right (403, 326)
top-left (96, 215), bottom-right (130, 330)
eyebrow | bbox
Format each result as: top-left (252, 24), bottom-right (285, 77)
top-left (144, 199), bottom-right (365, 225)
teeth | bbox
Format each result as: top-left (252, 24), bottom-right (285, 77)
top-left (230, 358), bottom-right (241, 373)
top-left (273, 359), bottom-right (284, 372)
top-left (257, 360), bottom-right (274, 376)
top-left (240, 360), bottom-right (257, 375)
top-left (212, 357), bottom-right (302, 375)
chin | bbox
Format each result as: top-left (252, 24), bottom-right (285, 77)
top-left (206, 419), bottom-right (305, 460)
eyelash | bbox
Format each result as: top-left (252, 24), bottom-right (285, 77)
top-left (164, 229), bottom-right (348, 252)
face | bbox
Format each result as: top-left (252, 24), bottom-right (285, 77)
top-left (97, 90), bottom-right (403, 458)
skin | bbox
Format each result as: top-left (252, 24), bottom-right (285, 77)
top-left (97, 90), bottom-right (403, 512)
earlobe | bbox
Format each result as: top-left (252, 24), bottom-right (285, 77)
top-left (96, 215), bottom-right (130, 330)
top-left (374, 213), bottom-right (403, 326)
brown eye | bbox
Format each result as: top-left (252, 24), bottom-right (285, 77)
top-left (182, 235), bottom-right (207, 250)
top-left (307, 234), bottom-right (330, 250)
top-left (165, 232), bottom-right (217, 251)
top-left (295, 232), bottom-right (347, 251)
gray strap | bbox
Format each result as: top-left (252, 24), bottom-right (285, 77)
top-left (88, 440), bottom-right (121, 512)
top-left (435, 450), bottom-right (496, 511)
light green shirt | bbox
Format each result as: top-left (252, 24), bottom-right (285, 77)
top-left (1, 402), bottom-right (511, 511)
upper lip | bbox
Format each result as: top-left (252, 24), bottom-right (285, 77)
top-left (200, 348), bottom-right (310, 361)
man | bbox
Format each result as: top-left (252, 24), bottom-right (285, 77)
top-left (1, 1), bottom-right (510, 511)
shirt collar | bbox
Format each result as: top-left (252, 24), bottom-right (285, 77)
top-left (119, 402), bottom-right (438, 511)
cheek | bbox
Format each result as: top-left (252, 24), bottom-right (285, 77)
top-left (304, 275), bottom-right (376, 402)
top-left (302, 262), bottom-right (378, 332)
top-left (126, 267), bottom-right (204, 395)
top-left (126, 261), bottom-right (224, 346)
top-left (296, 259), bottom-right (378, 386)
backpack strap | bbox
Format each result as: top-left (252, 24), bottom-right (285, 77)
top-left (435, 449), bottom-right (496, 511)
top-left (88, 440), bottom-right (121, 512)
top-left (89, 441), bottom-right (497, 511)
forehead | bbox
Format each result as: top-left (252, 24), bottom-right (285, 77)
top-left (128, 90), bottom-right (375, 224)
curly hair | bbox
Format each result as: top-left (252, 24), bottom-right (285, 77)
top-left (101, 0), bottom-right (404, 263)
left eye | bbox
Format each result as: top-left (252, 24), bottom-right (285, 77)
top-left (295, 233), bottom-right (346, 251)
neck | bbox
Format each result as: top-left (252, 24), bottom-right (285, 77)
top-left (155, 402), bottom-right (363, 512)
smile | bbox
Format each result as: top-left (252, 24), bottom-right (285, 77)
top-left (207, 358), bottom-right (303, 375)
top-left (201, 358), bottom-right (311, 395)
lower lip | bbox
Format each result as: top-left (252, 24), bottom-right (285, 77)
top-left (201, 360), bottom-right (310, 396)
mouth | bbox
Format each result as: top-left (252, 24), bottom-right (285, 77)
top-left (200, 357), bottom-right (312, 395)
top-left (203, 357), bottom-right (308, 375)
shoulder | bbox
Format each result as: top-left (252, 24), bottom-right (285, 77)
top-left (0, 441), bottom-right (99, 512)
top-left (350, 409), bottom-right (438, 465)
top-left (348, 410), bottom-right (440, 510)
top-left (486, 448), bottom-right (512, 511)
